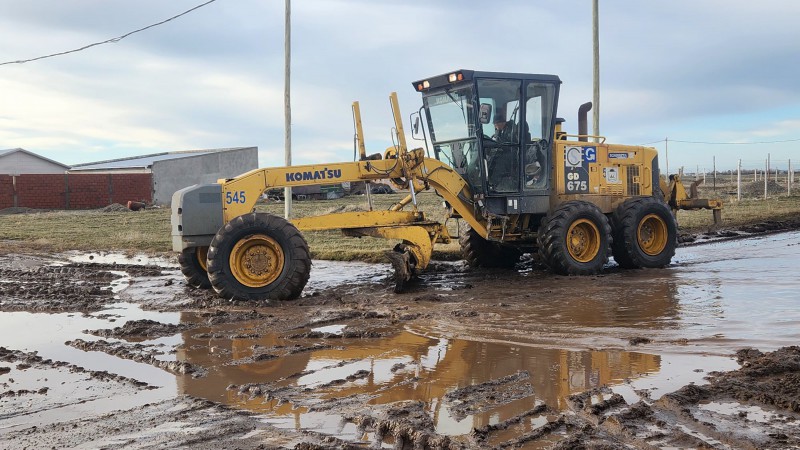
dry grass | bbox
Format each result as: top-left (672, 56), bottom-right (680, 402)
top-left (0, 208), bottom-right (171, 254)
top-left (1, 191), bottom-right (797, 260)
top-left (676, 194), bottom-right (800, 232)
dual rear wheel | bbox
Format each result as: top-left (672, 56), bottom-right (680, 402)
top-left (537, 198), bottom-right (677, 275)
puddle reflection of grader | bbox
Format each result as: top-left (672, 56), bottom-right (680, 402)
top-left (172, 70), bottom-right (722, 301)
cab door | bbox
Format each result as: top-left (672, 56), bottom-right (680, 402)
top-left (477, 78), bottom-right (523, 197)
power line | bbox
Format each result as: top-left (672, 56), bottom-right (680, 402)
top-left (641, 137), bottom-right (800, 146)
top-left (0, 0), bottom-right (218, 67)
top-left (671, 138), bottom-right (800, 145)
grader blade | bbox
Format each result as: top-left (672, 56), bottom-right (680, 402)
top-left (385, 248), bottom-right (413, 293)
top-left (343, 222), bottom-right (449, 293)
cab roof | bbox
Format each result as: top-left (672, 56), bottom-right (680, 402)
top-left (412, 70), bottom-right (561, 92)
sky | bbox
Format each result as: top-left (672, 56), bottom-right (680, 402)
top-left (1, 0), bottom-right (799, 173)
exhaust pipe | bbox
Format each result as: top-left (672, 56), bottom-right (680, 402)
top-left (578, 102), bottom-right (592, 142)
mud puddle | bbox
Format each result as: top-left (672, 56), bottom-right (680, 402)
top-left (2, 231), bottom-right (800, 448)
top-left (0, 306), bottom-right (180, 433)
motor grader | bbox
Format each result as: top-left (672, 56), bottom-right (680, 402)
top-left (171, 70), bottom-right (721, 301)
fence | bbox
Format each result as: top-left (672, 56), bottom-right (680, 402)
top-left (0, 173), bottom-right (153, 210)
top-left (676, 158), bottom-right (796, 201)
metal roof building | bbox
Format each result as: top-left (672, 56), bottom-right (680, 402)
top-left (70, 147), bottom-right (258, 205)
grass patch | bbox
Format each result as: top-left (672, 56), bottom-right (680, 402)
top-left (676, 194), bottom-right (800, 232)
top-left (1, 191), bottom-right (797, 259)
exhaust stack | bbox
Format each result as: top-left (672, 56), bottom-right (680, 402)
top-left (578, 102), bottom-right (592, 142)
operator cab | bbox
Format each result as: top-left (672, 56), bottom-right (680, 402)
top-left (413, 70), bottom-right (560, 215)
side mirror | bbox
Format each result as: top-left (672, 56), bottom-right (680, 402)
top-left (479, 103), bottom-right (492, 124)
top-left (410, 111), bottom-right (423, 140)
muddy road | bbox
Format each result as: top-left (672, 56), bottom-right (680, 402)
top-left (1, 231), bottom-right (800, 449)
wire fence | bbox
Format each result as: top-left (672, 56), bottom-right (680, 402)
top-left (675, 158), bottom-right (795, 201)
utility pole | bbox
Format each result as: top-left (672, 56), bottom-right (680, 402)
top-left (592, 0), bottom-right (600, 142)
top-left (665, 137), bottom-right (669, 177)
top-left (284, 0), bottom-right (292, 219)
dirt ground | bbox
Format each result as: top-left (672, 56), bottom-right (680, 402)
top-left (2, 220), bottom-right (800, 449)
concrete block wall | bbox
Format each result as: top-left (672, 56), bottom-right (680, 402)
top-left (0, 173), bottom-right (152, 210)
top-left (151, 147), bottom-right (258, 205)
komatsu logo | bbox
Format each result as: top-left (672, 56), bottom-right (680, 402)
top-left (285, 168), bottom-right (342, 182)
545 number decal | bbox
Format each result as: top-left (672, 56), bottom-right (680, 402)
top-left (225, 190), bottom-right (247, 204)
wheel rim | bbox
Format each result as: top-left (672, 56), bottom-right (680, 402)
top-left (566, 219), bottom-right (601, 263)
top-left (196, 246), bottom-right (208, 272)
top-left (229, 234), bottom-right (285, 288)
top-left (638, 214), bottom-right (668, 256)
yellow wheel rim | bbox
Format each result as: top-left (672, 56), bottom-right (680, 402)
top-left (229, 234), bottom-right (284, 288)
top-left (638, 214), bottom-right (668, 256)
top-left (196, 246), bottom-right (208, 272)
top-left (566, 219), bottom-right (601, 263)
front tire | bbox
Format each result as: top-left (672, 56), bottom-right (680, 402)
top-left (538, 201), bottom-right (611, 275)
top-left (459, 226), bottom-right (521, 268)
top-left (207, 213), bottom-right (311, 301)
top-left (611, 197), bottom-right (677, 269)
top-left (179, 246), bottom-right (211, 289)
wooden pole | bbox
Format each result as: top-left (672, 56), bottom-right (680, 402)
top-left (764, 155), bottom-right (769, 200)
top-left (737, 159), bottom-right (741, 201)
top-left (788, 159), bottom-right (792, 197)
top-left (713, 156), bottom-right (716, 192)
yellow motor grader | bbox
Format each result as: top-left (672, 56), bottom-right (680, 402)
top-left (171, 70), bottom-right (721, 300)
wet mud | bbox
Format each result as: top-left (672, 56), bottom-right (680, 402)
top-left (2, 230), bottom-right (800, 448)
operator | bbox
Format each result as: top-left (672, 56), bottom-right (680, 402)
top-left (492, 111), bottom-right (518, 143)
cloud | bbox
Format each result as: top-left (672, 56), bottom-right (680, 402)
top-left (1, 0), bottom-right (798, 171)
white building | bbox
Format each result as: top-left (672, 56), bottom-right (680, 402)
top-left (0, 148), bottom-right (70, 174)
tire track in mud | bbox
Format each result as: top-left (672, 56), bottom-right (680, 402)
top-left (65, 339), bottom-right (207, 377)
top-left (0, 262), bottom-right (166, 313)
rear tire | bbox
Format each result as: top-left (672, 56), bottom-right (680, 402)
top-left (611, 197), bottom-right (677, 269)
top-left (179, 246), bottom-right (211, 289)
top-left (207, 213), bottom-right (311, 301)
top-left (538, 201), bottom-right (611, 275)
top-left (459, 226), bottom-right (521, 268)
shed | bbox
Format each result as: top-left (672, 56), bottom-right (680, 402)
top-left (70, 147), bottom-right (258, 205)
top-left (0, 148), bottom-right (70, 175)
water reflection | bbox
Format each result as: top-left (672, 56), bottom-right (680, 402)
top-left (174, 323), bottom-right (660, 436)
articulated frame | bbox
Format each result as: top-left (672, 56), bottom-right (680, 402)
top-left (216, 93), bottom-right (486, 276)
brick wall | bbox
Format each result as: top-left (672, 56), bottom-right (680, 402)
top-left (111, 174), bottom-right (152, 205)
top-left (16, 174), bottom-right (67, 209)
top-left (68, 174), bottom-right (110, 209)
top-left (0, 173), bottom-right (152, 210)
top-left (0, 175), bottom-right (14, 209)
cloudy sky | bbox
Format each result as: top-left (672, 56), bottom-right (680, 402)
top-left (1, 0), bottom-right (799, 172)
